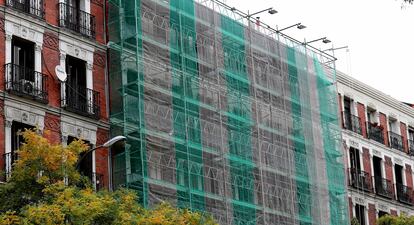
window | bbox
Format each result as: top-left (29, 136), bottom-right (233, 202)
top-left (5, 122), bottom-right (35, 179)
top-left (349, 147), bottom-right (361, 172)
top-left (64, 55), bottom-right (99, 117)
top-left (67, 136), bottom-right (93, 180)
top-left (355, 204), bottom-right (366, 225)
top-left (343, 97), bottom-right (352, 128)
top-left (373, 156), bottom-right (382, 179)
top-left (378, 211), bottom-right (388, 218)
top-left (59, 0), bottom-right (95, 38)
top-left (11, 37), bottom-right (35, 84)
top-left (11, 121), bottom-right (34, 153)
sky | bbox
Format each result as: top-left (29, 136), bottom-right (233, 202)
top-left (225, 0), bottom-right (414, 102)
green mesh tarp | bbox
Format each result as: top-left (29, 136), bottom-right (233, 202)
top-left (108, 0), bottom-right (349, 224)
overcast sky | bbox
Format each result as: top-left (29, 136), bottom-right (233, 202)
top-left (225, 0), bottom-right (414, 102)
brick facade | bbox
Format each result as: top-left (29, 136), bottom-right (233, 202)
top-left (42, 31), bottom-right (61, 108)
top-left (379, 112), bottom-right (389, 147)
top-left (44, 113), bottom-right (61, 144)
top-left (95, 127), bottom-right (109, 189)
top-left (384, 156), bottom-right (394, 199)
top-left (0, 0), bottom-right (109, 189)
top-left (400, 122), bottom-right (408, 153)
top-left (357, 102), bottom-right (367, 138)
top-left (368, 203), bottom-right (376, 225)
top-left (362, 147), bottom-right (372, 187)
top-left (406, 164), bottom-right (413, 189)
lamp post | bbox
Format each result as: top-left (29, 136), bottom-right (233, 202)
top-left (75, 135), bottom-right (126, 170)
top-left (245, 7), bottom-right (277, 18)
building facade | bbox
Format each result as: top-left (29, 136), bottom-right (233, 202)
top-left (0, 0), bottom-right (110, 189)
top-left (107, 0), bottom-right (349, 224)
top-left (338, 71), bottom-right (414, 225)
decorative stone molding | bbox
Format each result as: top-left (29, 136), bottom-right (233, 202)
top-left (377, 203), bottom-right (389, 211)
top-left (349, 139), bottom-right (359, 148)
top-left (394, 157), bottom-right (403, 165)
top-left (5, 34), bottom-right (11, 41)
top-left (4, 104), bottom-right (45, 130)
top-left (59, 36), bottom-right (94, 64)
top-left (91, 0), bottom-right (103, 6)
top-left (0, 16), bottom-right (5, 32)
top-left (5, 19), bottom-right (43, 46)
top-left (372, 149), bottom-right (381, 156)
top-left (93, 50), bottom-right (105, 68)
top-left (5, 120), bottom-right (12, 128)
top-left (354, 197), bottom-right (365, 205)
top-left (61, 116), bottom-right (97, 145)
top-left (43, 31), bottom-right (59, 50)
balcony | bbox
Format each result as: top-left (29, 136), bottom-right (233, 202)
top-left (343, 112), bottom-right (362, 135)
top-left (2, 152), bottom-right (18, 181)
top-left (59, 2), bottom-right (95, 38)
top-left (348, 168), bottom-right (373, 192)
top-left (389, 131), bottom-right (404, 152)
top-left (62, 85), bottom-right (100, 119)
top-left (374, 176), bottom-right (393, 199)
top-left (6, 0), bottom-right (44, 19)
top-left (5, 63), bottom-right (48, 104)
top-left (396, 183), bottom-right (413, 205)
top-left (367, 123), bottom-right (385, 145)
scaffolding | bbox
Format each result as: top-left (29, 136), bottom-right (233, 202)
top-left (107, 0), bottom-right (349, 224)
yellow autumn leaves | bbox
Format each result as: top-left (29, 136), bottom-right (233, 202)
top-left (0, 130), bottom-right (217, 225)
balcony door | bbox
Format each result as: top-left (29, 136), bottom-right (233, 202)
top-left (12, 37), bottom-right (34, 84)
top-left (66, 56), bottom-right (86, 113)
top-left (65, 0), bottom-right (80, 30)
top-left (349, 147), bottom-right (361, 172)
top-left (344, 97), bottom-right (352, 129)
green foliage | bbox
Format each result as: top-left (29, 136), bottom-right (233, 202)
top-left (377, 214), bottom-right (414, 225)
top-left (0, 129), bottom-right (217, 225)
top-left (351, 217), bottom-right (360, 225)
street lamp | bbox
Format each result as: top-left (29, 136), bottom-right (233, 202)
top-left (304, 37), bottom-right (331, 45)
top-left (277, 23), bottom-right (306, 33)
top-left (245, 7), bottom-right (277, 18)
top-left (75, 135), bottom-right (127, 170)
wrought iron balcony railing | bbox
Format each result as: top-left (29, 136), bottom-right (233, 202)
top-left (348, 168), bottom-right (373, 193)
top-left (374, 176), bottom-right (393, 199)
top-left (62, 84), bottom-right (100, 119)
top-left (2, 152), bottom-right (18, 181)
top-left (389, 131), bottom-right (404, 152)
top-left (6, 0), bottom-right (44, 19)
top-left (396, 183), bottom-right (413, 205)
top-left (343, 112), bottom-right (362, 135)
top-left (5, 63), bottom-right (48, 104)
top-left (59, 2), bottom-right (95, 38)
top-left (408, 139), bottom-right (414, 156)
top-left (367, 123), bottom-right (385, 145)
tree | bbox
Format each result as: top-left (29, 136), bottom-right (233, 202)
top-left (377, 214), bottom-right (414, 225)
top-left (0, 129), bottom-right (217, 225)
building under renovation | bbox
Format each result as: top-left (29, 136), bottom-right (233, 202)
top-left (107, 0), bottom-right (349, 224)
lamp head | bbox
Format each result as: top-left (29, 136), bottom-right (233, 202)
top-left (323, 38), bottom-right (331, 44)
top-left (297, 24), bottom-right (306, 30)
top-left (103, 136), bottom-right (127, 148)
top-left (268, 8), bottom-right (278, 14)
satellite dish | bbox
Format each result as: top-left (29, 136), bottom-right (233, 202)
top-left (55, 65), bottom-right (67, 82)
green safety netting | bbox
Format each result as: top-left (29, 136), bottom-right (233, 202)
top-left (107, 0), bottom-right (349, 224)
